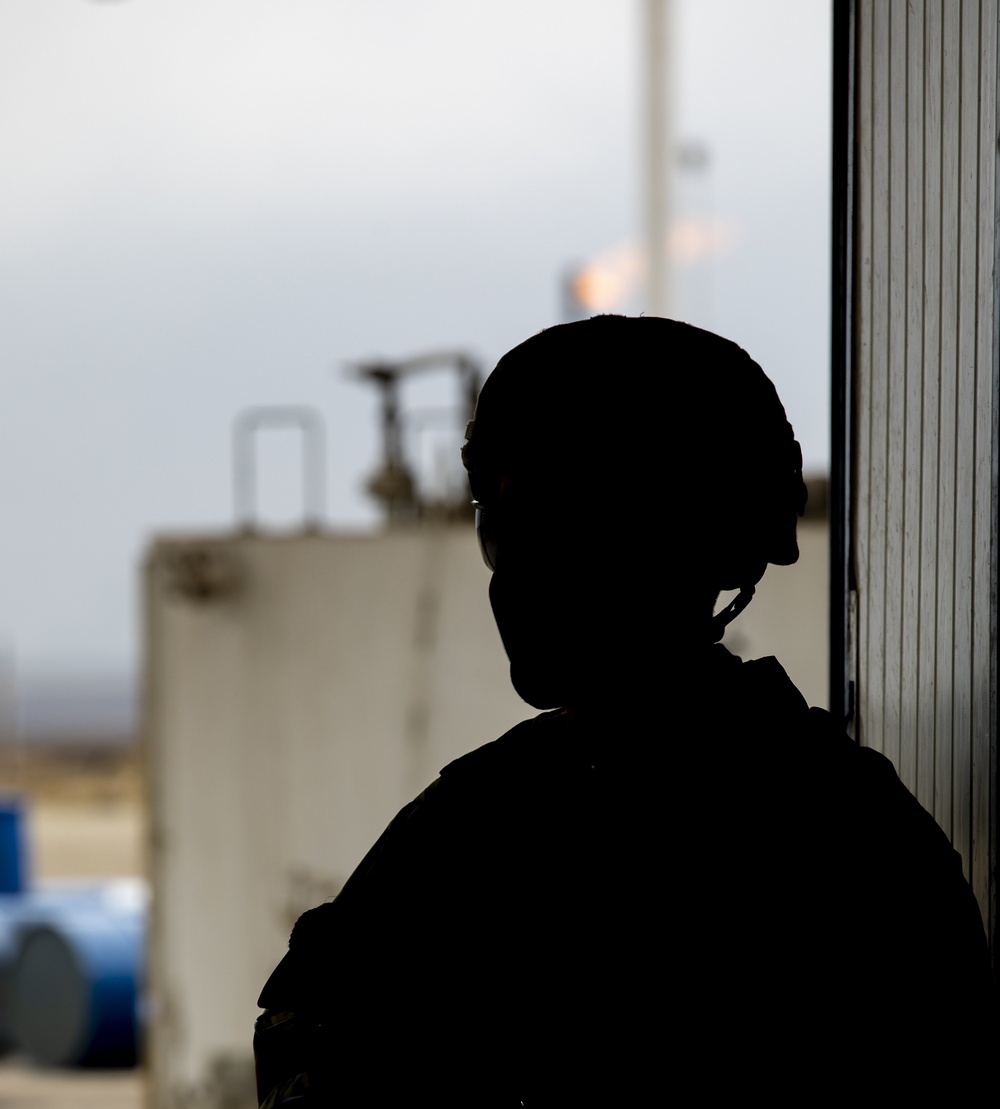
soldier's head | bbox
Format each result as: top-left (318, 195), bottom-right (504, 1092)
top-left (462, 315), bottom-right (806, 710)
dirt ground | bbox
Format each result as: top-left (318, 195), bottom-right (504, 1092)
top-left (0, 1060), bottom-right (143, 1109)
top-left (0, 745), bottom-right (144, 881)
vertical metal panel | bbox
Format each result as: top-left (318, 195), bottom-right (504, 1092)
top-left (831, 0), bottom-right (855, 727)
top-left (972, 0), bottom-right (998, 940)
top-left (854, 0), bottom-right (873, 747)
top-left (901, 1), bottom-right (925, 798)
top-left (934, 1), bottom-right (959, 842)
top-left (868, 0), bottom-right (889, 759)
top-left (917, 0), bottom-right (943, 818)
top-left (885, 0), bottom-right (908, 779)
top-left (850, 0), bottom-right (998, 957)
top-left (953, 0), bottom-right (981, 871)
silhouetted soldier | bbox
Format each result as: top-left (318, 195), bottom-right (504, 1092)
top-left (255, 317), bottom-right (993, 1105)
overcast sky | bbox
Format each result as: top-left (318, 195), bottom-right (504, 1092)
top-left (0, 0), bottom-right (830, 681)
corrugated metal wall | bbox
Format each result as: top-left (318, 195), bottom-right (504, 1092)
top-left (851, 0), bottom-right (998, 950)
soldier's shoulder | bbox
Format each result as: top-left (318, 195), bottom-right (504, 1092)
top-left (439, 708), bottom-right (572, 784)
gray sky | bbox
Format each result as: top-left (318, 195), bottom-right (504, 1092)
top-left (0, 0), bottom-right (830, 680)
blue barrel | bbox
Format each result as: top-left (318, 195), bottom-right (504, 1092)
top-left (8, 883), bottom-right (145, 1067)
top-left (0, 798), bottom-right (26, 895)
top-left (0, 799), bottom-right (27, 1055)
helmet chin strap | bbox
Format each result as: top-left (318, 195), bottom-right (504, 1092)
top-left (709, 585), bottom-right (756, 643)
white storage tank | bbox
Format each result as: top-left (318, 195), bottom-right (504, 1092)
top-left (142, 525), bottom-right (528, 1108)
top-left (141, 507), bottom-right (829, 1108)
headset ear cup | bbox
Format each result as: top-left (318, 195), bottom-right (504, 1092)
top-left (702, 530), bottom-right (766, 592)
top-left (712, 449), bottom-right (804, 579)
top-left (705, 491), bottom-right (771, 591)
top-left (762, 472), bottom-right (805, 566)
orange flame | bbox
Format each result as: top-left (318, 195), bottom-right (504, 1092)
top-left (570, 220), bottom-right (744, 312)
